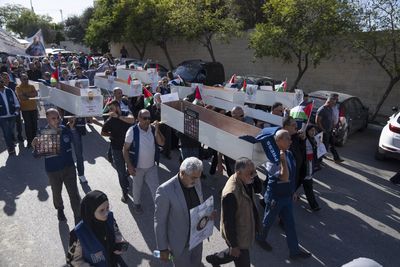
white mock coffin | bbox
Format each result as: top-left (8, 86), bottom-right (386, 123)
top-left (161, 100), bottom-right (267, 166)
top-left (39, 82), bottom-right (103, 116)
top-left (94, 75), bottom-right (142, 97)
top-left (170, 85), bottom-right (302, 108)
top-left (116, 68), bottom-right (160, 85)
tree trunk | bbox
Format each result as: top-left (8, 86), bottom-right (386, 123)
top-left (159, 41), bottom-right (174, 70)
top-left (204, 36), bottom-right (216, 62)
top-left (132, 42), bottom-right (146, 60)
top-left (291, 53), bottom-right (309, 92)
top-left (371, 77), bottom-right (400, 121)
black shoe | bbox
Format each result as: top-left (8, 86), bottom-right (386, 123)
top-left (256, 239), bottom-right (273, 251)
top-left (289, 251), bottom-right (312, 260)
top-left (57, 209), bottom-right (67, 221)
top-left (121, 193), bottom-right (128, 204)
top-left (206, 251), bottom-right (234, 265)
top-left (334, 159), bottom-right (344, 163)
top-left (311, 206), bottom-right (321, 212)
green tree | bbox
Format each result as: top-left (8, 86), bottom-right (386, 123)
top-left (85, 0), bottom-right (117, 53)
top-left (250, 0), bottom-right (353, 91)
top-left (65, 7), bottom-right (94, 43)
top-left (0, 3), bottom-right (61, 43)
top-left (171, 0), bottom-right (243, 62)
top-left (227, 0), bottom-right (265, 29)
top-left (351, 0), bottom-right (400, 120)
top-left (151, 0), bottom-right (177, 69)
top-left (122, 0), bottom-right (155, 60)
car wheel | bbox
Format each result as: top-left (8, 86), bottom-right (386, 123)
top-left (375, 148), bottom-right (385, 160)
top-left (337, 128), bottom-right (349, 147)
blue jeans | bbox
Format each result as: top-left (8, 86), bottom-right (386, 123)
top-left (111, 149), bottom-right (129, 194)
top-left (259, 197), bottom-right (300, 255)
top-left (0, 116), bottom-right (16, 151)
top-left (71, 130), bottom-right (84, 176)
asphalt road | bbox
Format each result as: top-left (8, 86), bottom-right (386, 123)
top-left (0, 123), bottom-right (399, 267)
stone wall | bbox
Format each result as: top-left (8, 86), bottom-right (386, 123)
top-left (111, 32), bottom-right (400, 117)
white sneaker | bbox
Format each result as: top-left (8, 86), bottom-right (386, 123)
top-left (78, 175), bottom-right (87, 183)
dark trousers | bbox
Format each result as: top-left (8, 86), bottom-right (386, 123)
top-left (15, 112), bottom-right (23, 139)
top-left (21, 110), bottom-right (38, 145)
top-left (71, 130), bottom-right (84, 176)
top-left (323, 131), bottom-right (340, 160)
top-left (111, 149), bottom-right (129, 194)
top-left (160, 124), bottom-right (171, 156)
top-left (302, 179), bottom-right (319, 209)
top-left (47, 165), bottom-right (81, 218)
top-left (260, 197), bottom-right (299, 255)
top-left (0, 116), bottom-right (16, 150)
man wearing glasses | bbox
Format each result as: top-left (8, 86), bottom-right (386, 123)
top-left (123, 109), bottom-right (165, 214)
top-left (206, 158), bottom-right (260, 267)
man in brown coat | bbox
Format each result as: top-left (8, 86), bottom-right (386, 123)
top-left (206, 157), bottom-right (259, 267)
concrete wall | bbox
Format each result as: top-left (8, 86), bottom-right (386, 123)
top-left (111, 33), bottom-right (400, 117)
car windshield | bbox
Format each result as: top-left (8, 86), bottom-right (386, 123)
top-left (174, 64), bottom-right (201, 81)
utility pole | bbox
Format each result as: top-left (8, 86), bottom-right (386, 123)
top-left (60, 9), bottom-right (64, 24)
top-left (30, 0), bottom-right (34, 12)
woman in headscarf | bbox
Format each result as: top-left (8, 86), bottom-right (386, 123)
top-left (67, 190), bottom-right (128, 266)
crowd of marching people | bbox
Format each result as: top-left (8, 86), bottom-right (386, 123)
top-left (1, 52), bottom-right (352, 267)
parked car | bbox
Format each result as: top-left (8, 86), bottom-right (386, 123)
top-left (308, 90), bottom-right (369, 146)
top-left (173, 59), bottom-right (225, 86)
top-left (224, 74), bottom-right (282, 90)
top-left (375, 107), bottom-right (400, 160)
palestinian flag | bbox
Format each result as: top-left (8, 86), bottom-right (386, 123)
top-left (143, 87), bottom-right (153, 108)
top-left (229, 74), bottom-right (236, 84)
top-left (290, 101), bottom-right (314, 121)
top-left (275, 80), bottom-right (287, 92)
top-left (127, 74), bottom-right (132, 85)
top-left (50, 69), bottom-right (59, 84)
top-left (240, 79), bottom-right (247, 92)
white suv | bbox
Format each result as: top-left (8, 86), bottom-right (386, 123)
top-left (376, 107), bottom-right (400, 160)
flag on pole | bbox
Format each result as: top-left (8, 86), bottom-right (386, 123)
top-left (290, 101), bottom-right (314, 121)
top-left (195, 86), bottom-right (202, 100)
top-left (275, 79), bottom-right (287, 92)
top-left (229, 74), bottom-right (236, 84)
top-left (241, 79), bottom-right (247, 92)
top-left (50, 69), bottom-right (59, 84)
top-left (143, 87), bottom-right (153, 108)
top-left (127, 74), bottom-right (132, 85)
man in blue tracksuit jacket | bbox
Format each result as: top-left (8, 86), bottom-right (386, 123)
top-left (256, 129), bottom-right (312, 260)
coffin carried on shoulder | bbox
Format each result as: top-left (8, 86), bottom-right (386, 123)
top-left (94, 75), bottom-right (142, 97)
top-left (116, 68), bottom-right (160, 85)
top-left (39, 82), bottom-right (103, 116)
top-left (171, 85), bottom-right (302, 108)
top-left (161, 100), bottom-right (267, 166)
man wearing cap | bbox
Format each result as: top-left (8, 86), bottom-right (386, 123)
top-left (0, 73), bottom-right (20, 154)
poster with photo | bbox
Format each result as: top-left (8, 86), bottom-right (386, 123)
top-left (189, 196), bottom-right (214, 250)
